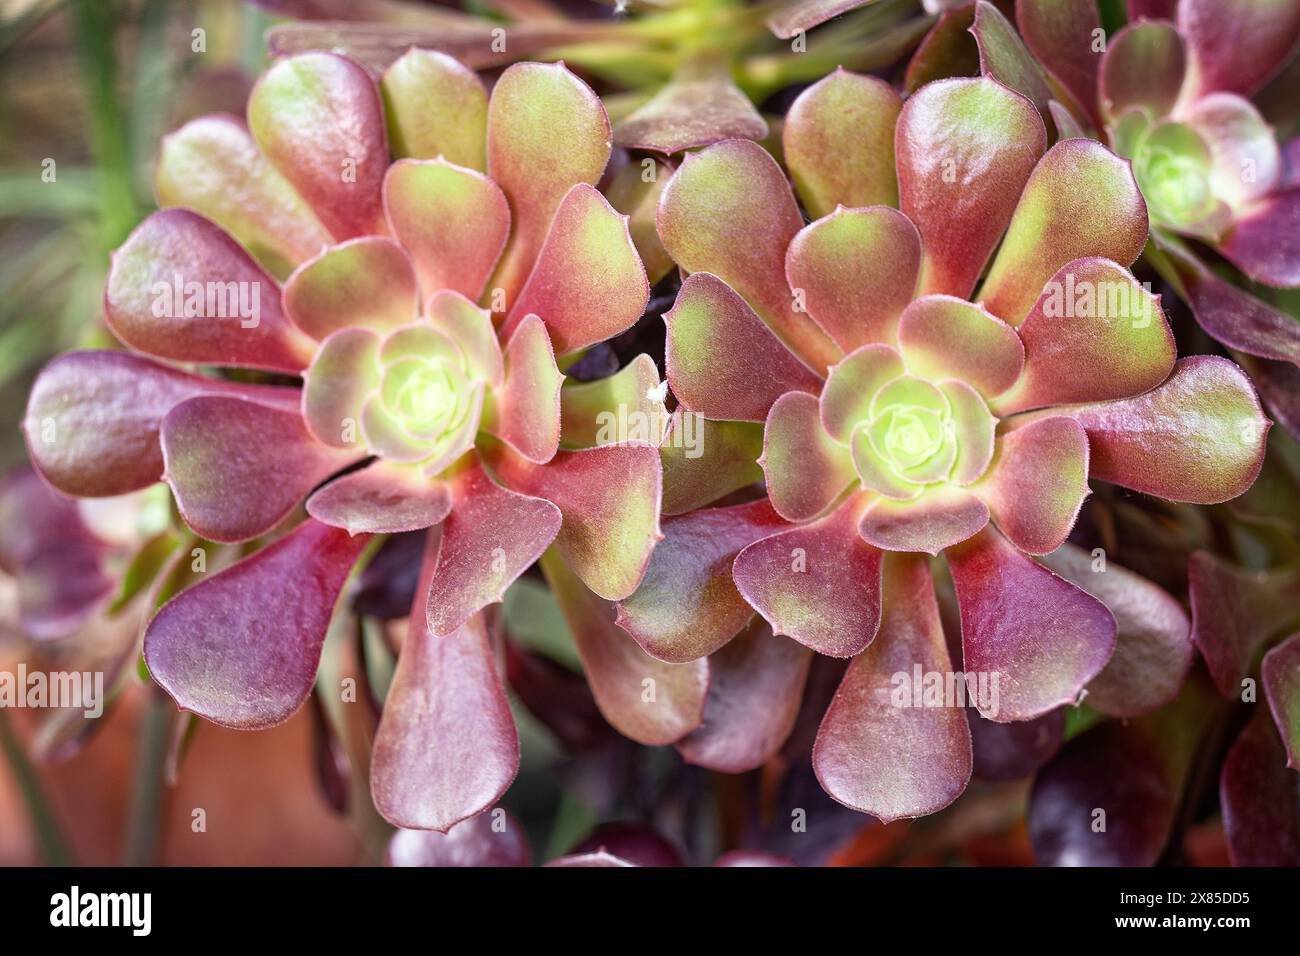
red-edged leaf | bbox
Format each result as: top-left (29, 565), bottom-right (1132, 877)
top-left (371, 599), bottom-right (518, 832)
top-left (1041, 543), bottom-right (1193, 718)
top-left (24, 351), bottom-right (298, 498)
top-left (676, 618), bottom-right (811, 774)
top-left (490, 442), bottom-right (662, 602)
top-left (616, 499), bottom-right (787, 663)
top-left (543, 551), bottom-right (708, 746)
top-left (1190, 550), bottom-right (1300, 696)
top-left (896, 77), bottom-right (1046, 300)
top-left (1029, 674), bottom-right (1217, 865)
top-left (248, 52), bottom-right (388, 239)
top-left (386, 809), bottom-right (531, 866)
top-left (106, 209), bottom-right (314, 370)
top-left (947, 526), bottom-right (1116, 721)
top-left (144, 518), bottom-right (370, 729)
top-left (161, 396), bottom-right (358, 543)
top-left (1220, 706), bottom-right (1300, 865)
top-left (814, 551), bottom-right (973, 822)
top-left (423, 460), bottom-right (561, 638)
top-left (307, 459), bottom-right (453, 535)
top-left (733, 496), bottom-right (884, 658)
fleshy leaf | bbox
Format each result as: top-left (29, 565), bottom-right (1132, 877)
top-left (814, 551), bottom-right (973, 822)
top-left (307, 459), bottom-right (453, 535)
top-left (283, 237), bottom-right (419, 340)
top-left (897, 294), bottom-right (1023, 398)
top-left (23, 351), bottom-right (297, 498)
top-left (487, 62), bottom-right (611, 304)
top-left (615, 499), bottom-right (786, 663)
top-left (371, 600), bottom-right (518, 832)
top-left (783, 69), bottom-right (901, 219)
top-left (978, 139), bottom-right (1149, 326)
top-left (677, 618), bottom-right (811, 774)
top-left (820, 344), bottom-right (905, 444)
top-left (423, 461), bottom-right (561, 638)
top-left (386, 810), bottom-right (531, 867)
top-left (1039, 543), bottom-right (1193, 718)
top-left (947, 527), bottom-right (1116, 721)
top-left (504, 184), bottom-right (649, 356)
top-left (732, 497), bottom-right (883, 657)
top-left (302, 327), bottom-right (382, 448)
top-left (155, 114), bottom-right (331, 278)
top-left (1048, 356), bottom-right (1269, 504)
top-left (994, 257), bottom-right (1174, 413)
top-left (784, 206), bottom-right (921, 352)
top-left (1100, 19), bottom-right (1186, 121)
top-left (970, 1), bottom-right (1055, 118)
top-left (766, 0), bottom-right (876, 39)
top-left (664, 272), bottom-right (823, 423)
top-left (560, 354), bottom-right (663, 449)
top-left (569, 823), bottom-right (684, 867)
top-left (247, 52), bottom-right (388, 239)
top-left (380, 48), bottom-right (487, 169)
top-left (1016, 0), bottom-right (1104, 129)
top-left (360, 380), bottom-right (482, 471)
top-left (1188, 550), bottom-right (1300, 696)
top-left (657, 138), bottom-right (840, 370)
top-left (943, 379), bottom-right (997, 485)
top-left (0, 468), bottom-right (113, 641)
top-left (482, 314), bottom-right (563, 464)
top-left (972, 416), bottom-right (1089, 555)
top-left (969, 708), bottom-right (1065, 781)
top-left (762, 390), bottom-right (856, 522)
top-left (1178, 0), bottom-right (1300, 98)
top-left (382, 159), bottom-right (511, 303)
top-left (1156, 237), bottom-right (1300, 369)
top-left (489, 442), bottom-right (662, 601)
top-left (1220, 190), bottom-right (1300, 288)
top-left (543, 550), bottom-right (707, 746)
top-left (604, 153), bottom-right (673, 285)
top-left (1029, 677), bottom-right (1215, 865)
top-left (905, 3), bottom-right (981, 93)
top-left (106, 209), bottom-right (314, 371)
top-left (857, 485), bottom-right (991, 555)
top-left (425, 290), bottom-right (504, 387)
top-left (545, 852), bottom-right (636, 868)
top-left (660, 414), bottom-right (764, 515)
top-left (144, 518), bottom-right (370, 729)
top-left (1189, 93), bottom-right (1282, 209)
top-left (1048, 101), bottom-right (1087, 139)
top-left (1263, 631), bottom-right (1300, 768)
top-left (896, 77), bottom-right (1046, 299)
top-left (1220, 706), bottom-right (1300, 865)
top-left (614, 74), bottom-right (767, 154)
top-left (161, 396), bottom-right (357, 543)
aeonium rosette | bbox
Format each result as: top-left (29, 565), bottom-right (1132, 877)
top-left (615, 71), bottom-right (1270, 821)
top-left (958, 0), bottom-right (1300, 434)
top-left (22, 50), bottom-right (663, 832)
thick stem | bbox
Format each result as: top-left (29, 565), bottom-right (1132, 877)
top-left (0, 708), bottom-right (73, 865)
top-left (122, 688), bottom-right (172, 866)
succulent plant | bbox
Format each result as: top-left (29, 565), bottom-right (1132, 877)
top-left (625, 71), bottom-right (1269, 820)
top-left (21, 50), bottom-right (663, 832)
top-left (956, 0), bottom-right (1300, 438)
top-left (6, 1), bottom-right (1300, 871)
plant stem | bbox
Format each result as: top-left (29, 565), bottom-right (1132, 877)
top-left (122, 689), bottom-right (171, 866)
top-left (0, 708), bottom-right (73, 865)
top-left (71, 0), bottom-right (140, 251)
